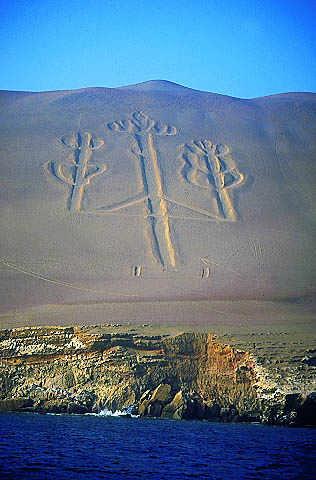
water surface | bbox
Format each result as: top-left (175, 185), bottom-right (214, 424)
top-left (0, 413), bottom-right (315, 479)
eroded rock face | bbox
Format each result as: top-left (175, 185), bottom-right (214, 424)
top-left (0, 326), bottom-right (314, 425)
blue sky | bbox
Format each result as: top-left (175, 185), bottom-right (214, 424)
top-left (1, 0), bottom-right (315, 97)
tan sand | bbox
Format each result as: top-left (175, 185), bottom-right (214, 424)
top-left (0, 81), bottom-right (315, 327)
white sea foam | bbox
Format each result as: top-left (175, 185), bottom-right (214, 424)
top-left (86, 406), bottom-right (139, 418)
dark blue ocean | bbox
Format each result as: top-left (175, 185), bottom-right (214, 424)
top-left (0, 413), bottom-right (315, 480)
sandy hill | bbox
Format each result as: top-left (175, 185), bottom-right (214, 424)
top-left (0, 80), bottom-right (315, 323)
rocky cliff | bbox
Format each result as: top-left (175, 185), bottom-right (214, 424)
top-left (0, 325), bottom-right (315, 426)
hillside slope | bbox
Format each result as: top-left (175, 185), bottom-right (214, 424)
top-left (0, 81), bottom-right (315, 312)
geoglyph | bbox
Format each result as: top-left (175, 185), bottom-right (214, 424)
top-left (47, 112), bottom-right (245, 269)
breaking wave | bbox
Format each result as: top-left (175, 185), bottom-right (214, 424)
top-left (87, 406), bottom-right (139, 418)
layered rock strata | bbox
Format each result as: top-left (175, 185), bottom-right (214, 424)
top-left (0, 326), bottom-right (315, 425)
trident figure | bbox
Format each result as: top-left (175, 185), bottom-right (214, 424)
top-left (105, 111), bottom-right (178, 269)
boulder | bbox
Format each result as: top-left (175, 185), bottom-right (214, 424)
top-left (219, 405), bottom-right (238, 422)
top-left (296, 392), bottom-right (316, 426)
top-left (138, 384), bottom-right (173, 417)
top-left (204, 402), bottom-right (221, 420)
top-left (150, 384), bottom-right (172, 403)
top-left (161, 391), bottom-right (185, 419)
top-left (138, 399), bottom-right (150, 416)
top-left (0, 398), bottom-right (34, 412)
top-left (138, 389), bottom-right (152, 415)
top-left (147, 401), bottom-right (163, 417)
top-left (40, 399), bottom-right (89, 414)
top-left (182, 393), bottom-right (205, 420)
top-left (161, 390), bottom-right (206, 420)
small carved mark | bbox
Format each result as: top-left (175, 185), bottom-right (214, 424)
top-left (132, 265), bottom-right (142, 277)
top-left (201, 267), bottom-right (211, 279)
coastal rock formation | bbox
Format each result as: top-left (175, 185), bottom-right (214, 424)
top-left (0, 325), bottom-right (315, 426)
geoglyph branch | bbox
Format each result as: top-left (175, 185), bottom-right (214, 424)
top-left (50, 131), bottom-right (107, 212)
top-left (179, 140), bottom-right (245, 221)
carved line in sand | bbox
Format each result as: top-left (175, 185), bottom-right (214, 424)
top-left (200, 257), bottom-right (211, 279)
top-left (0, 258), bottom-right (139, 297)
top-left (200, 256), bottom-right (243, 281)
top-left (49, 131), bottom-right (107, 212)
top-left (201, 267), bottom-right (210, 279)
top-left (179, 140), bottom-right (245, 221)
top-left (248, 239), bottom-right (265, 273)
